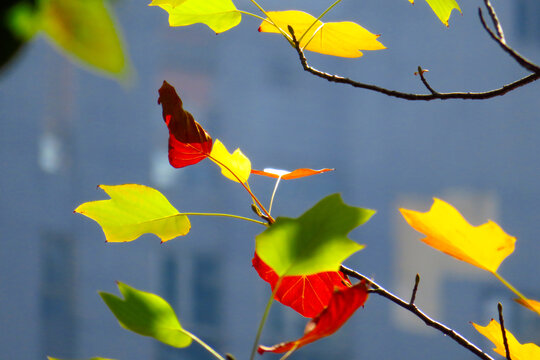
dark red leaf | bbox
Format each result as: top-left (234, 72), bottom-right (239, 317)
top-left (251, 168), bottom-right (334, 180)
top-left (252, 252), bottom-right (351, 318)
top-left (158, 80), bottom-right (213, 168)
top-left (258, 281), bottom-right (369, 354)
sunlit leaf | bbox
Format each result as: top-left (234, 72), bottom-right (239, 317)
top-left (515, 298), bottom-right (540, 316)
top-left (251, 168), bottom-right (334, 180)
top-left (400, 198), bottom-right (515, 274)
top-left (258, 281), bottom-right (369, 354)
top-left (408, 0), bottom-right (461, 27)
top-left (100, 282), bottom-right (193, 348)
top-left (149, 0), bottom-right (241, 33)
top-left (158, 80), bottom-right (213, 168)
top-left (74, 184), bottom-right (190, 243)
top-left (256, 193), bottom-right (374, 276)
top-left (210, 139), bottom-right (251, 183)
top-left (39, 0), bottom-right (127, 76)
top-left (472, 319), bottom-right (540, 360)
top-left (258, 11), bottom-right (385, 58)
top-left (253, 252), bottom-right (350, 318)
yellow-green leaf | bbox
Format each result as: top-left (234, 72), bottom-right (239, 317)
top-left (409, 0), bottom-right (461, 27)
top-left (209, 139), bottom-right (251, 183)
top-left (473, 319), bottom-right (540, 360)
top-left (74, 184), bottom-right (190, 243)
top-left (39, 0), bottom-right (128, 76)
top-left (400, 198), bottom-right (515, 274)
top-left (258, 10), bottom-right (385, 58)
top-left (149, 0), bottom-right (241, 34)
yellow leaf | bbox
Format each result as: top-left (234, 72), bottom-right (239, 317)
top-left (259, 11), bottom-right (385, 58)
top-left (407, 0), bottom-right (461, 27)
top-left (473, 320), bottom-right (540, 360)
top-left (400, 198), bottom-right (515, 273)
top-left (74, 184), bottom-right (190, 243)
top-left (209, 139), bottom-right (251, 183)
top-left (515, 298), bottom-right (540, 316)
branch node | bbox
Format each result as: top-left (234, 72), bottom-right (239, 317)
top-left (417, 66), bottom-right (438, 95)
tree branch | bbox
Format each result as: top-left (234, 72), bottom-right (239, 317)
top-left (497, 303), bottom-right (512, 360)
top-left (287, 0), bottom-right (539, 101)
top-left (340, 265), bottom-right (495, 360)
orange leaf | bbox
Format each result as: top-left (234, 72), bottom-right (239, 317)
top-left (473, 319), bottom-right (540, 360)
top-left (158, 80), bottom-right (212, 168)
top-left (252, 252), bottom-right (350, 318)
top-left (515, 298), bottom-right (540, 316)
top-left (400, 198), bottom-right (515, 273)
top-left (258, 281), bottom-right (369, 354)
top-left (251, 168), bottom-right (333, 180)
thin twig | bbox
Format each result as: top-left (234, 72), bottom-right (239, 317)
top-left (287, 2), bottom-right (540, 101)
top-left (409, 274), bottom-right (420, 305)
top-left (417, 67), bottom-right (438, 95)
top-left (340, 265), bottom-right (495, 360)
top-left (497, 303), bottom-right (512, 360)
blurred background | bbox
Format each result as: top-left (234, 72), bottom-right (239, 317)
top-left (0, 0), bottom-right (539, 359)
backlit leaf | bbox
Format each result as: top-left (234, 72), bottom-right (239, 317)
top-left (74, 184), bottom-right (190, 243)
top-left (39, 0), bottom-right (127, 76)
top-left (209, 139), bottom-right (251, 183)
top-left (515, 298), bottom-right (540, 316)
top-left (149, 0), bottom-right (241, 34)
top-left (100, 282), bottom-right (192, 348)
top-left (251, 168), bottom-right (334, 180)
top-left (258, 281), bottom-right (369, 354)
top-left (255, 193), bottom-right (374, 276)
top-left (409, 0), bottom-right (461, 27)
top-left (400, 198), bottom-right (515, 274)
top-left (472, 319), bottom-right (540, 360)
top-left (158, 80), bottom-right (213, 168)
top-left (252, 252), bottom-right (351, 318)
top-left (258, 11), bottom-right (385, 58)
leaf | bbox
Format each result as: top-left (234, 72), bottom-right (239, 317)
top-left (409, 0), bottom-right (461, 27)
top-left (39, 0), bottom-right (127, 76)
top-left (255, 193), bottom-right (374, 276)
top-left (251, 168), bottom-right (334, 180)
top-left (252, 252), bottom-right (351, 318)
top-left (515, 298), bottom-right (540, 316)
top-left (400, 198), bottom-right (515, 274)
top-left (48, 357), bottom-right (116, 360)
top-left (472, 319), bottom-right (540, 360)
top-left (258, 11), bottom-right (385, 58)
top-left (209, 139), bottom-right (251, 183)
top-left (158, 80), bottom-right (213, 168)
top-left (258, 281), bottom-right (369, 354)
top-left (74, 184), bottom-right (190, 243)
top-left (149, 0), bottom-right (241, 34)
top-left (100, 282), bottom-right (192, 348)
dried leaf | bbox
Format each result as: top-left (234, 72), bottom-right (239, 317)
top-left (252, 252), bottom-right (350, 318)
top-left (158, 80), bottom-right (213, 168)
top-left (259, 11), bottom-right (384, 58)
top-left (251, 168), bottom-right (333, 180)
top-left (258, 281), bottom-right (369, 354)
top-left (400, 198), bottom-right (515, 273)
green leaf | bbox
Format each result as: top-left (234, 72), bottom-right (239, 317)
top-left (149, 0), bottom-right (241, 33)
top-left (255, 194), bottom-right (375, 276)
top-left (100, 282), bottom-right (192, 348)
top-left (74, 184), bottom-right (191, 243)
top-left (39, 0), bottom-right (128, 76)
top-left (410, 0), bottom-right (461, 27)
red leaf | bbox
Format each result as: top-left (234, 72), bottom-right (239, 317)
top-left (258, 281), bottom-right (369, 354)
top-left (158, 81), bottom-right (213, 168)
top-left (252, 252), bottom-right (351, 318)
top-left (251, 168), bottom-right (334, 180)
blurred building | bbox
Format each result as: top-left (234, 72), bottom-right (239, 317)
top-left (0, 1), bottom-right (539, 360)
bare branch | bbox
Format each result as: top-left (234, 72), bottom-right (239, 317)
top-left (340, 265), bottom-right (495, 360)
top-left (287, 0), bottom-right (540, 101)
top-left (409, 273), bottom-right (420, 305)
top-left (497, 303), bottom-right (512, 360)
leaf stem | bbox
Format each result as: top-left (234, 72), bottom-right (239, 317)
top-left (297, 0), bottom-right (342, 45)
top-left (249, 278), bottom-right (281, 360)
top-left (236, 10), bottom-right (267, 22)
top-left (249, 0), bottom-right (293, 43)
top-left (180, 212), bottom-right (268, 226)
top-left (268, 176), bottom-right (282, 215)
top-left (492, 272), bottom-right (532, 307)
top-left (182, 329), bottom-right (226, 360)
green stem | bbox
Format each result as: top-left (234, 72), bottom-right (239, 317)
top-left (297, 0), bottom-right (342, 45)
top-left (268, 177), bottom-right (282, 215)
top-left (237, 10), bottom-right (267, 22)
top-left (181, 212), bottom-right (268, 226)
top-left (182, 329), bottom-right (226, 360)
top-left (249, 278), bottom-right (282, 360)
top-left (493, 272), bottom-right (531, 305)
